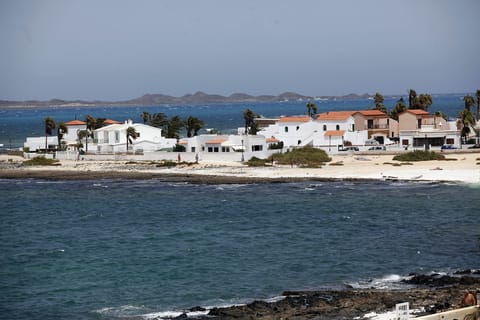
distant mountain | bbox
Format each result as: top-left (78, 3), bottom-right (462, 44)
top-left (0, 91), bottom-right (374, 108)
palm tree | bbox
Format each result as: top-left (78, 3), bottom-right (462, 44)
top-left (150, 113), bottom-right (168, 132)
top-left (44, 116), bottom-right (56, 151)
top-left (141, 111), bottom-right (151, 124)
top-left (373, 92), bottom-right (387, 113)
top-left (464, 95), bottom-right (475, 112)
top-left (126, 126), bottom-right (138, 152)
top-left (434, 111), bottom-right (447, 120)
top-left (408, 89), bottom-right (417, 108)
top-left (77, 130), bottom-right (89, 152)
top-left (411, 94), bottom-right (433, 111)
top-left (243, 108), bottom-right (255, 134)
top-left (390, 97), bottom-right (407, 120)
top-left (306, 101), bottom-right (317, 117)
top-left (57, 122), bottom-right (68, 150)
top-left (84, 115), bottom-right (97, 152)
top-left (185, 116), bottom-right (205, 137)
top-left (165, 116), bottom-right (183, 139)
top-left (459, 108), bottom-right (476, 143)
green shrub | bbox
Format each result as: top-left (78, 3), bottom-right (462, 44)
top-left (267, 146), bottom-right (331, 167)
top-left (246, 157), bottom-right (269, 167)
top-left (23, 156), bottom-right (60, 166)
top-left (156, 160), bottom-right (177, 168)
top-left (393, 150), bottom-right (445, 162)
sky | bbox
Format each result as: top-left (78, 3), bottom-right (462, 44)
top-left (1, 0), bottom-right (479, 101)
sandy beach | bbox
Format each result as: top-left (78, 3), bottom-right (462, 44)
top-left (1, 152), bottom-right (479, 184)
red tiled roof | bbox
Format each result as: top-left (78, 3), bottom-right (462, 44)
top-left (317, 111), bottom-right (354, 121)
top-left (354, 110), bottom-right (387, 117)
top-left (65, 120), bottom-right (86, 126)
top-left (104, 119), bottom-right (122, 124)
top-left (405, 109), bottom-right (430, 116)
top-left (266, 137), bottom-right (280, 143)
top-left (205, 138), bottom-right (227, 144)
top-left (324, 130), bottom-right (345, 137)
top-left (278, 116), bottom-right (311, 123)
top-left (178, 140), bottom-right (188, 145)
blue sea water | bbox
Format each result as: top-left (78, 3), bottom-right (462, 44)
top-left (0, 94), bottom-right (468, 149)
top-left (0, 179), bottom-right (479, 320)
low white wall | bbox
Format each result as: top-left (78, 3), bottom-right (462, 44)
top-left (415, 306), bottom-right (478, 320)
top-left (53, 149), bottom-right (283, 162)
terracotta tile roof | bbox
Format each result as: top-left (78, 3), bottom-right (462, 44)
top-left (354, 110), bottom-right (387, 117)
top-left (104, 119), bottom-right (122, 125)
top-left (316, 111), bottom-right (354, 121)
top-left (205, 138), bottom-right (227, 144)
top-left (65, 120), bottom-right (86, 126)
top-left (324, 130), bottom-right (345, 137)
top-left (178, 140), bottom-right (188, 145)
top-left (278, 116), bottom-right (311, 123)
top-left (404, 109), bottom-right (430, 116)
top-left (266, 137), bottom-right (280, 143)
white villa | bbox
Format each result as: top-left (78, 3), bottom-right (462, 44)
top-left (93, 119), bottom-right (177, 153)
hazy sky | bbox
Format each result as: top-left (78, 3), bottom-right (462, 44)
top-left (1, 0), bottom-right (479, 100)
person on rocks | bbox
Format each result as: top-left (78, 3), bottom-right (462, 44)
top-left (461, 289), bottom-right (477, 307)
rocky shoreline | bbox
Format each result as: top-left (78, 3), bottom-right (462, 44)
top-left (173, 273), bottom-right (480, 320)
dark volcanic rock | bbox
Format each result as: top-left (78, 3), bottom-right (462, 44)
top-left (185, 275), bottom-right (480, 320)
top-left (403, 274), bottom-right (480, 287)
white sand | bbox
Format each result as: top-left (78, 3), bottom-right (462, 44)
top-left (1, 153), bottom-right (479, 184)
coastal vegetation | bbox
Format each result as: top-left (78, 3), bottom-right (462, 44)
top-left (269, 146), bottom-right (331, 167)
top-left (56, 122), bottom-right (68, 151)
top-left (126, 126), bottom-right (138, 151)
top-left (44, 116), bottom-right (56, 151)
top-left (23, 156), bottom-right (60, 166)
top-left (393, 150), bottom-right (445, 162)
top-left (306, 101), bottom-right (318, 117)
top-left (243, 108), bottom-right (259, 135)
top-left (140, 112), bottom-right (205, 138)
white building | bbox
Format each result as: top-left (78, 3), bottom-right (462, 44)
top-left (93, 119), bottom-right (177, 153)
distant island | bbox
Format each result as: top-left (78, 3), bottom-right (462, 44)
top-left (0, 91), bottom-right (373, 108)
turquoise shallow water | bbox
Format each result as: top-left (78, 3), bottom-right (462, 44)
top-left (0, 179), bottom-right (479, 319)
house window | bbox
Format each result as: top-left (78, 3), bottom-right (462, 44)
top-left (191, 147), bottom-right (196, 152)
top-left (115, 131), bottom-right (120, 143)
top-left (251, 145), bottom-right (263, 151)
top-left (296, 126), bottom-right (300, 131)
top-left (208, 147), bottom-right (213, 152)
top-left (213, 147), bottom-right (219, 152)
top-left (323, 125), bottom-right (327, 131)
top-left (417, 119), bottom-right (422, 129)
top-left (352, 124), bottom-right (355, 131)
top-left (367, 119), bottom-right (374, 129)
top-left (336, 125), bottom-right (340, 131)
top-left (284, 126), bottom-right (288, 133)
top-left (402, 139), bottom-right (409, 146)
top-left (221, 146), bottom-right (230, 152)
top-left (446, 138), bottom-right (454, 144)
top-left (298, 140), bottom-right (301, 145)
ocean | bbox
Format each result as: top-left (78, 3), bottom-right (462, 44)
top-left (0, 94), bottom-right (469, 149)
top-left (0, 95), bottom-right (478, 319)
top-left (1, 179), bottom-right (479, 319)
